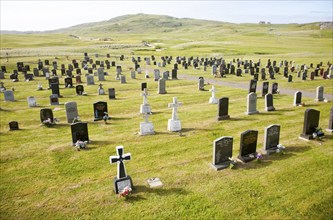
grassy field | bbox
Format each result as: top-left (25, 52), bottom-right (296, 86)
top-left (1, 14), bottom-right (333, 219)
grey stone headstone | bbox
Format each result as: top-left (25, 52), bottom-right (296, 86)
top-left (4, 90), bottom-right (14, 101)
top-left (154, 69), bottom-right (160, 81)
top-left (246, 92), bottom-right (259, 115)
top-left (217, 97), bottom-right (230, 120)
top-left (98, 68), bottom-right (105, 81)
top-left (120, 75), bottom-right (126, 84)
top-left (198, 78), bottom-right (205, 91)
top-left (158, 78), bottom-right (166, 94)
top-left (71, 122), bottom-right (89, 144)
top-left (108, 88), bottom-right (116, 99)
top-left (315, 86), bottom-right (324, 101)
top-left (86, 75), bottom-right (95, 85)
top-left (65, 101), bottom-right (78, 123)
top-left (163, 71), bottom-right (169, 80)
top-left (265, 93), bottom-right (275, 111)
top-left (0, 71), bottom-right (4, 79)
top-left (263, 124), bottom-right (280, 154)
top-left (40, 108), bottom-right (54, 123)
top-left (327, 107), bottom-right (333, 132)
top-left (50, 94), bottom-right (59, 105)
top-left (299, 109), bottom-right (320, 140)
top-left (171, 69), bottom-right (177, 80)
top-left (130, 71), bottom-right (136, 79)
top-left (294, 91), bottom-right (302, 106)
top-left (211, 136), bottom-right (233, 170)
top-left (238, 130), bottom-right (258, 162)
top-left (27, 96), bottom-right (37, 107)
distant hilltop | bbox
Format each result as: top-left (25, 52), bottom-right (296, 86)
top-left (1, 13), bottom-right (332, 34)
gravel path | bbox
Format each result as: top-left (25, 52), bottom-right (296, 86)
top-left (178, 73), bottom-right (333, 101)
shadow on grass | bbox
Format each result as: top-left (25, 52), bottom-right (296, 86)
top-left (236, 160), bottom-right (273, 170)
top-left (228, 117), bottom-right (256, 121)
top-left (110, 117), bottom-right (132, 121)
top-left (303, 104), bottom-right (319, 107)
top-left (89, 140), bottom-right (113, 147)
top-left (285, 145), bottom-right (311, 153)
top-left (264, 152), bottom-right (296, 161)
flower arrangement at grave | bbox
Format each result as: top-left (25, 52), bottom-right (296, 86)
top-left (256, 153), bottom-right (263, 163)
top-left (228, 157), bottom-right (238, 169)
top-left (118, 186), bottom-right (132, 198)
top-left (72, 116), bottom-right (81, 123)
top-left (75, 140), bottom-right (88, 151)
top-left (276, 144), bottom-right (286, 155)
top-left (43, 118), bottom-right (58, 127)
top-left (312, 127), bottom-right (325, 140)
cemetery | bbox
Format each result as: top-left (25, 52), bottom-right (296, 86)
top-left (0, 13), bottom-right (333, 219)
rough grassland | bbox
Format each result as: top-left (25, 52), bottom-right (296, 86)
top-left (0, 14), bottom-right (332, 219)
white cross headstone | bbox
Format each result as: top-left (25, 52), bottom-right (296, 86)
top-left (140, 88), bottom-right (151, 114)
top-left (139, 113), bottom-right (155, 135)
top-left (167, 97), bottom-right (182, 131)
top-left (209, 85), bottom-right (218, 104)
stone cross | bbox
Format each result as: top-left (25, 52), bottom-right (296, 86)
top-left (109, 146), bottom-right (131, 179)
top-left (168, 97), bottom-right (182, 120)
top-left (210, 86), bottom-right (217, 100)
top-left (141, 88), bottom-right (149, 105)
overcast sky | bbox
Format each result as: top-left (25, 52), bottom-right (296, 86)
top-left (1, 1), bottom-right (332, 31)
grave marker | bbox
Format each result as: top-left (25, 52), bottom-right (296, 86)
top-left (211, 136), bottom-right (233, 170)
top-left (263, 124), bottom-right (281, 154)
top-left (109, 146), bottom-right (133, 194)
top-left (65, 102), bottom-right (79, 123)
top-left (238, 130), bottom-right (258, 163)
top-left (71, 122), bottom-right (89, 144)
top-left (167, 97), bottom-right (182, 131)
top-left (299, 109), bottom-right (320, 140)
top-left (245, 92), bottom-right (259, 115)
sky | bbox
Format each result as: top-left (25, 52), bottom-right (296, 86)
top-left (0, 0), bottom-right (332, 31)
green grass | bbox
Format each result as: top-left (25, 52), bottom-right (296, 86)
top-left (0, 14), bottom-right (333, 219)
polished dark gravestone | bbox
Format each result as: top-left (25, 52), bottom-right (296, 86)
top-left (71, 122), bottom-right (89, 144)
top-left (211, 136), bottom-right (233, 170)
top-left (299, 109), bottom-right (320, 140)
top-left (9, 121), bottom-right (19, 130)
top-left (93, 101), bottom-right (109, 121)
top-left (217, 97), bottom-right (230, 120)
top-left (109, 146), bottom-right (133, 194)
top-left (263, 124), bottom-right (281, 154)
top-left (238, 130), bottom-right (258, 163)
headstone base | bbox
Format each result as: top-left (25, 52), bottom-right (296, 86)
top-left (237, 153), bottom-right (258, 163)
top-left (209, 97), bottom-right (218, 104)
top-left (262, 147), bottom-right (277, 155)
top-left (299, 134), bottom-right (313, 140)
top-left (217, 115), bottom-right (230, 121)
top-left (168, 119), bottom-right (181, 131)
top-left (94, 117), bottom-right (103, 121)
top-left (210, 161), bottom-right (231, 171)
top-left (326, 128), bottom-right (333, 132)
top-left (140, 104), bottom-right (151, 114)
top-left (245, 111), bottom-right (259, 115)
top-left (315, 98), bottom-right (324, 102)
top-left (114, 176), bottom-right (133, 194)
top-left (139, 122), bottom-right (155, 135)
top-left (265, 106), bottom-right (275, 111)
